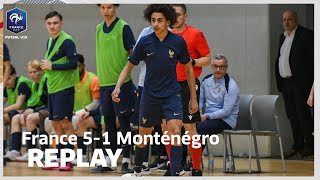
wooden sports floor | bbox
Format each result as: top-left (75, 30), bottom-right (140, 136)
top-left (3, 156), bottom-right (314, 176)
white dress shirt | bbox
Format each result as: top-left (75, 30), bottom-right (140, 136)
top-left (278, 26), bottom-right (298, 78)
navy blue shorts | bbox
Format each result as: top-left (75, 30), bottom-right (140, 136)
top-left (139, 93), bottom-right (183, 128)
top-left (48, 87), bottom-right (74, 121)
top-left (100, 80), bottom-right (135, 118)
top-left (92, 114), bottom-right (102, 128)
top-left (8, 110), bottom-right (20, 120)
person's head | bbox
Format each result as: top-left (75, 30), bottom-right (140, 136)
top-left (98, 4), bottom-right (119, 22)
top-left (282, 10), bottom-right (298, 34)
top-left (6, 65), bottom-right (17, 88)
top-left (45, 11), bottom-right (63, 38)
top-left (26, 60), bottom-right (44, 83)
top-left (211, 54), bottom-right (228, 79)
top-left (171, 4), bottom-right (187, 29)
top-left (144, 5), bottom-right (177, 35)
top-left (77, 54), bottom-right (85, 77)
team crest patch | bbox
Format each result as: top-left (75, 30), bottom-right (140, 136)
top-left (218, 86), bottom-right (221, 93)
top-left (169, 49), bottom-right (174, 58)
top-left (6, 7), bottom-right (27, 34)
top-left (142, 117), bottom-right (147, 124)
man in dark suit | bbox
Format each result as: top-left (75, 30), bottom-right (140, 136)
top-left (275, 10), bottom-right (314, 158)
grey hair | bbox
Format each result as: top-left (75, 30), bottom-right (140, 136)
top-left (212, 54), bottom-right (228, 65)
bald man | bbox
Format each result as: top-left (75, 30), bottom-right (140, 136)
top-left (275, 10), bottom-right (314, 158)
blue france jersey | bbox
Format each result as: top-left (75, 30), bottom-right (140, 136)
top-left (129, 31), bottom-right (190, 101)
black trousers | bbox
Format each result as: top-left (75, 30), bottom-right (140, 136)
top-left (281, 78), bottom-right (314, 151)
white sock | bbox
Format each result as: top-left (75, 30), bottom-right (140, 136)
top-left (122, 157), bottom-right (131, 164)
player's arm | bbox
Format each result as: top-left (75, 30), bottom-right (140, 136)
top-left (3, 61), bottom-right (11, 87)
top-left (193, 53), bottom-right (211, 67)
top-left (193, 31), bottom-right (211, 67)
top-left (123, 25), bottom-right (136, 56)
top-left (184, 61), bottom-right (198, 114)
top-left (4, 95), bottom-right (26, 114)
top-left (112, 62), bottom-right (135, 102)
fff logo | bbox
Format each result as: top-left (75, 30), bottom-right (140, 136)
top-left (6, 7), bottom-right (27, 34)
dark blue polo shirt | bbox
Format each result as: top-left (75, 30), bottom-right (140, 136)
top-left (129, 31), bottom-right (190, 101)
top-left (103, 17), bottom-right (136, 51)
top-left (4, 43), bottom-right (10, 61)
top-left (46, 35), bottom-right (77, 70)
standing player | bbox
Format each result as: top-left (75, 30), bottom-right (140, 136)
top-left (112, 4), bottom-right (198, 176)
top-left (41, 11), bottom-right (79, 171)
top-left (3, 43), bottom-right (12, 88)
top-left (93, 4), bottom-right (136, 174)
top-left (170, 4), bottom-right (211, 176)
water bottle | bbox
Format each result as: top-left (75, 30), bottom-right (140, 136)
top-left (226, 155), bottom-right (235, 172)
top-left (208, 154), bottom-right (214, 174)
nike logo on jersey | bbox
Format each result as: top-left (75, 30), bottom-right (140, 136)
top-left (174, 113), bottom-right (180, 116)
top-left (147, 52), bottom-right (155, 56)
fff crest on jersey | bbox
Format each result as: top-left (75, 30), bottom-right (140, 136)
top-left (6, 7), bottom-right (27, 34)
top-left (169, 49), bottom-right (174, 58)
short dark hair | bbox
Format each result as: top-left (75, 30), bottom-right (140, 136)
top-left (97, 4), bottom-right (120, 7)
top-left (45, 11), bottom-right (63, 21)
top-left (143, 4), bottom-right (177, 26)
top-left (171, 4), bottom-right (187, 14)
top-left (77, 54), bottom-right (85, 64)
top-left (10, 65), bottom-right (16, 75)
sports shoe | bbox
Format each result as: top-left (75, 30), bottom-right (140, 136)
top-left (16, 153), bottom-right (29, 162)
top-left (182, 161), bottom-right (192, 172)
top-left (149, 157), bottom-right (167, 170)
top-left (163, 163), bottom-right (185, 176)
top-left (4, 150), bottom-right (20, 161)
top-left (90, 165), bottom-right (116, 173)
top-left (157, 161), bottom-right (169, 172)
top-left (42, 161), bottom-right (60, 170)
top-left (141, 165), bottom-right (151, 175)
top-left (71, 155), bottom-right (88, 165)
top-left (191, 169), bottom-right (202, 176)
top-left (121, 162), bottom-right (134, 174)
top-left (59, 162), bottom-right (73, 171)
top-left (122, 172), bottom-right (142, 177)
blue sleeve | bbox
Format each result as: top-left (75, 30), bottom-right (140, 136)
top-left (123, 25), bottom-right (136, 51)
top-left (4, 88), bottom-right (7, 98)
top-left (89, 106), bottom-right (100, 116)
top-left (205, 81), bottom-right (239, 119)
top-left (128, 38), bottom-right (144, 65)
top-left (3, 43), bottom-right (10, 61)
top-left (52, 39), bottom-right (78, 70)
top-left (18, 82), bottom-right (31, 100)
top-left (199, 81), bottom-right (205, 111)
top-left (178, 38), bottom-right (190, 64)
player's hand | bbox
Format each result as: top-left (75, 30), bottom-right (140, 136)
top-left (188, 99), bottom-right (198, 114)
top-left (81, 111), bottom-right (90, 120)
top-left (41, 60), bottom-right (52, 70)
top-left (112, 87), bottom-right (121, 103)
top-left (307, 95), bottom-right (314, 107)
top-left (201, 114), bottom-right (207, 122)
top-left (23, 108), bottom-right (34, 116)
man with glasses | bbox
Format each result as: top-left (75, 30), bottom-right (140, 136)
top-left (197, 54), bottom-right (239, 146)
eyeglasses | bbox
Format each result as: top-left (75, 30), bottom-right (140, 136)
top-left (212, 65), bottom-right (228, 70)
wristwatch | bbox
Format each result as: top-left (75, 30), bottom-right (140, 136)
top-left (192, 59), bottom-right (196, 66)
